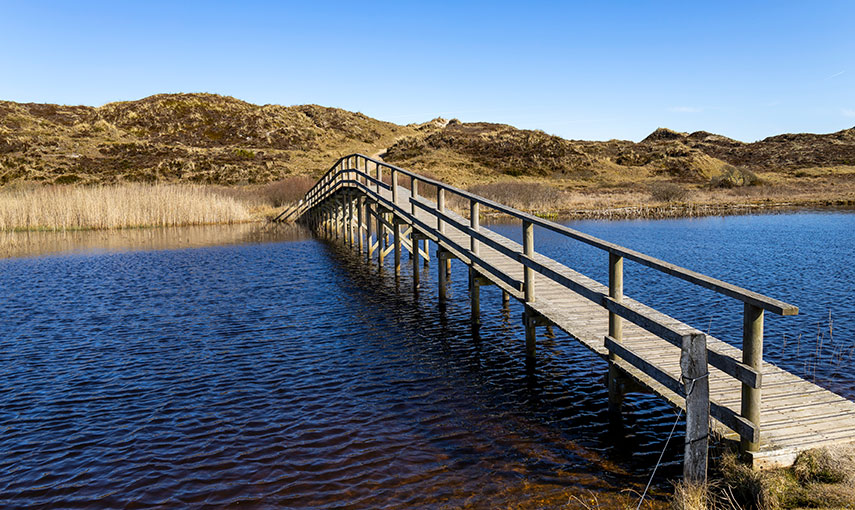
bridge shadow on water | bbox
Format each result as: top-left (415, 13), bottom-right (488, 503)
top-left (317, 237), bottom-right (690, 507)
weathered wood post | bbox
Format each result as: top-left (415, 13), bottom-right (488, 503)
top-left (741, 303), bottom-right (764, 453)
top-left (392, 170), bottom-right (401, 276)
top-left (409, 177), bottom-right (419, 262)
top-left (376, 162), bottom-right (382, 193)
top-left (423, 239), bottom-right (430, 266)
top-left (502, 291), bottom-right (510, 309)
top-left (682, 332), bottom-right (710, 482)
top-left (437, 188), bottom-right (451, 279)
top-left (357, 196), bottom-right (365, 253)
top-left (412, 232), bottom-right (421, 290)
top-left (438, 249), bottom-right (448, 302)
top-left (469, 200), bottom-right (481, 327)
top-left (347, 193), bottom-right (354, 248)
top-left (437, 188), bottom-right (445, 234)
top-left (411, 176), bottom-right (418, 216)
top-left (365, 201), bottom-right (373, 263)
top-left (608, 253), bottom-right (624, 415)
top-left (523, 220), bottom-right (536, 359)
top-left (377, 207), bottom-right (385, 270)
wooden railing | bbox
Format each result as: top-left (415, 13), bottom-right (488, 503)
top-left (298, 153), bottom-right (799, 476)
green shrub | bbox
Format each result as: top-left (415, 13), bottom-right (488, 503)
top-left (710, 165), bottom-right (760, 188)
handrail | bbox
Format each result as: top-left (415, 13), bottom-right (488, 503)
top-left (300, 167), bottom-right (783, 446)
top-left (304, 155), bottom-right (797, 317)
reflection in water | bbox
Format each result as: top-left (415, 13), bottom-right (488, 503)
top-left (0, 222), bottom-right (310, 259)
top-left (6, 212), bottom-right (848, 508)
top-left (0, 224), bottom-right (669, 509)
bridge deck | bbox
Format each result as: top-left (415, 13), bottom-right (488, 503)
top-left (374, 183), bottom-right (855, 468)
top-left (301, 156), bottom-right (855, 470)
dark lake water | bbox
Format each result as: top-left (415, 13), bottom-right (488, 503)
top-left (1, 212), bottom-right (852, 508)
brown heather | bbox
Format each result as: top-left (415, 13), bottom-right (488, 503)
top-left (0, 184), bottom-right (253, 231)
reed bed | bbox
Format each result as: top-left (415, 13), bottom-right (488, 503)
top-left (0, 184), bottom-right (253, 231)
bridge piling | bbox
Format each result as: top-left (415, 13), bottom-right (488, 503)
top-left (412, 232), bottom-right (421, 290)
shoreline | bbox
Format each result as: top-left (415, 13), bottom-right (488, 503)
top-left (3, 198), bottom-right (854, 233)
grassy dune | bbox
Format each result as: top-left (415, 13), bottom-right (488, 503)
top-left (0, 184), bottom-right (254, 231)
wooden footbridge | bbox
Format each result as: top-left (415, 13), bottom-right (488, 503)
top-left (290, 153), bottom-right (855, 481)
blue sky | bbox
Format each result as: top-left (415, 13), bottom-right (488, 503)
top-left (1, 1), bottom-right (853, 141)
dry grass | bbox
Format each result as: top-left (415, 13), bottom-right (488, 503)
top-left (670, 448), bottom-right (855, 510)
top-left (0, 183), bottom-right (253, 231)
top-left (468, 181), bottom-right (565, 212)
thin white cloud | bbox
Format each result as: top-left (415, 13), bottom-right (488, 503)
top-left (826, 70), bottom-right (846, 80)
top-left (842, 109), bottom-right (855, 117)
top-left (668, 106), bottom-right (703, 113)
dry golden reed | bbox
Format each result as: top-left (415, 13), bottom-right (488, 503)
top-left (0, 183), bottom-right (253, 231)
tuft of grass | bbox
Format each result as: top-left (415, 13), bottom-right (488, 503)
top-left (671, 481), bottom-right (710, 510)
top-left (0, 183), bottom-right (253, 231)
top-left (649, 182), bottom-right (690, 202)
top-left (792, 448), bottom-right (850, 484)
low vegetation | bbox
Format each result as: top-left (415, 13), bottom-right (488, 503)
top-left (0, 183), bottom-right (253, 230)
top-left (467, 181), bottom-right (565, 211)
top-left (670, 448), bottom-right (855, 510)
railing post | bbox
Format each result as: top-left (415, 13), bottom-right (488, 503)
top-left (682, 333), bottom-right (710, 483)
top-left (437, 188), bottom-right (445, 234)
top-left (741, 303), bottom-right (764, 453)
top-left (411, 177), bottom-right (418, 217)
top-left (469, 200), bottom-right (481, 327)
top-left (392, 169), bottom-right (399, 206)
top-left (523, 220), bottom-right (536, 359)
top-left (376, 163), bottom-right (382, 193)
top-left (608, 253), bottom-right (624, 416)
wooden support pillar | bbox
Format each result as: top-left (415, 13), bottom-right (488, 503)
top-left (469, 268), bottom-right (481, 327)
top-left (365, 202), bottom-right (374, 264)
top-left (412, 232), bottom-right (421, 290)
top-left (682, 333), bottom-right (710, 483)
top-left (357, 196), bottom-right (365, 253)
top-left (377, 208), bottom-right (385, 270)
top-left (423, 239), bottom-right (430, 265)
top-left (347, 193), bottom-right (354, 248)
top-left (608, 253), bottom-right (624, 415)
top-left (394, 219), bottom-right (402, 277)
top-left (502, 290), bottom-right (510, 309)
top-left (522, 220), bottom-right (536, 360)
top-left (741, 303), bottom-right (764, 453)
top-left (437, 248), bottom-right (452, 302)
top-left (469, 200), bottom-right (481, 327)
top-left (335, 198), bottom-right (342, 241)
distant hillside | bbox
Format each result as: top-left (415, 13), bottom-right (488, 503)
top-left (0, 93), bottom-right (411, 185)
top-left (383, 122), bottom-right (855, 187)
top-left (1, 93), bottom-right (853, 188)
